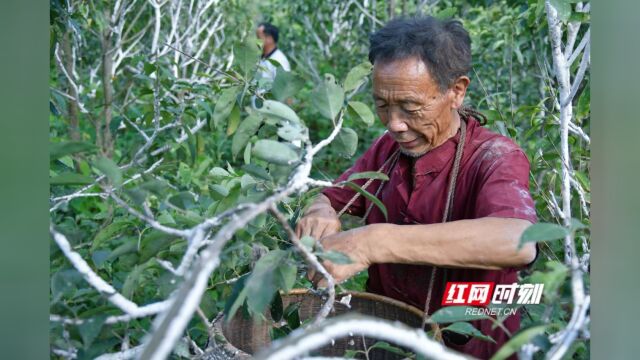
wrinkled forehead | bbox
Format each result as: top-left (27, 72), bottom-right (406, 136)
top-left (372, 57), bottom-right (439, 90)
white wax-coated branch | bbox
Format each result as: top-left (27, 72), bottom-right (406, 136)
top-left (269, 206), bottom-right (336, 323)
top-left (137, 111), bottom-right (346, 360)
top-left (50, 226), bottom-right (171, 317)
top-left (567, 28), bottom-right (590, 67)
top-left (108, 192), bottom-right (189, 237)
top-left (54, 43), bottom-right (88, 114)
top-left (546, 296), bottom-right (590, 360)
top-left (543, 3), bottom-right (589, 360)
top-left (255, 314), bottom-right (470, 360)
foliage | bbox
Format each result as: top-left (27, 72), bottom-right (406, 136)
top-left (49, 0), bottom-right (589, 359)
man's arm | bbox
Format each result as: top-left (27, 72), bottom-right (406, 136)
top-left (317, 217), bottom-right (537, 284)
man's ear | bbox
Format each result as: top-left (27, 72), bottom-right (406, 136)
top-left (449, 76), bottom-right (470, 109)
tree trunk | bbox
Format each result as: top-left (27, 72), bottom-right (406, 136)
top-left (100, 9), bottom-right (114, 158)
top-left (61, 29), bottom-right (82, 169)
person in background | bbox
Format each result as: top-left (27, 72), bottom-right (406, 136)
top-left (256, 22), bottom-right (291, 85)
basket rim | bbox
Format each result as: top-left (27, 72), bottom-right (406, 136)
top-left (211, 288), bottom-right (427, 357)
top-left (285, 288), bottom-right (425, 319)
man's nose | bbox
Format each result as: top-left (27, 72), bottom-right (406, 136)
top-left (386, 109), bottom-right (408, 132)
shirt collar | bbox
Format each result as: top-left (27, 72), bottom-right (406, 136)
top-left (262, 47), bottom-right (278, 59)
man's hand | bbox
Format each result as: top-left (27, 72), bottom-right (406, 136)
top-left (295, 195), bottom-right (341, 240)
top-left (313, 226), bottom-right (372, 286)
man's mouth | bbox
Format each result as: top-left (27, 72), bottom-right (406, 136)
top-left (397, 138), bottom-right (421, 148)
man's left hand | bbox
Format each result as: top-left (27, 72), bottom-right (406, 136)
top-left (311, 226), bottom-right (373, 287)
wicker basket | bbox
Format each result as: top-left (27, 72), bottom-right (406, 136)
top-left (212, 289), bottom-right (429, 359)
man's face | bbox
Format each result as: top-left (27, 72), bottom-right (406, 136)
top-left (256, 26), bottom-right (271, 47)
top-left (372, 57), bottom-right (462, 157)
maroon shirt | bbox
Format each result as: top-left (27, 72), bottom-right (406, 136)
top-left (323, 118), bottom-right (537, 359)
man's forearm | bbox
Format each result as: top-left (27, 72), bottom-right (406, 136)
top-left (365, 217), bottom-right (536, 270)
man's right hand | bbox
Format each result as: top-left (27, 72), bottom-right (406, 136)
top-left (294, 194), bottom-right (341, 240)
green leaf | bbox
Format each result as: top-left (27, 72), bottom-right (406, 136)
top-left (490, 325), bottom-right (548, 360)
top-left (275, 261), bottom-right (297, 292)
top-left (519, 223), bottom-right (569, 248)
top-left (270, 291), bottom-right (284, 322)
top-left (576, 86), bottom-right (590, 120)
top-left (343, 61), bottom-right (372, 92)
top-left (317, 250), bottom-right (352, 264)
top-left (345, 181), bottom-right (387, 220)
top-left (139, 231), bottom-right (178, 263)
top-left (91, 220), bottom-right (131, 251)
top-left (429, 306), bottom-right (491, 323)
top-left (226, 105), bottom-right (241, 136)
top-left (434, 7), bottom-right (458, 19)
top-left (234, 41), bottom-right (260, 76)
top-left (272, 68), bottom-right (304, 101)
top-left (257, 100), bottom-right (301, 124)
top-left (333, 127), bottom-right (358, 158)
top-left (348, 101), bottom-right (375, 126)
top-left (78, 316), bottom-right (107, 349)
top-left (224, 274), bottom-right (249, 321)
top-left (252, 140), bottom-right (299, 165)
top-left (369, 341), bottom-right (410, 356)
top-left (312, 74), bottom-right (345, 120)
top-left (300, 235), bottom-right (316, 251)
top-left (245, 250), bottom-right (288, 316)
top-left (50, 173), bottom-right (94, 185)
top-left (548, 0), bottom-right (571, 23)
top-left (212, 86), bottom-right (241, 129)
top-left (283, 302), bottom-right (301, 329)
top-left (347, 171), bottom-right (389, 182)
top-left (444, 322), bottom-right (496, 343)
top-left (94, 157), bottom-right (122, 186)
top-left (277, 121), bottom-right (308, 143)
top-left (50, 141), bottom-right (96, 160)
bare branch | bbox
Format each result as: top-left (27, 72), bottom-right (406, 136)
top-left (50, 226), bottom-right (171, 317)
top-left (255, 314), bottom-right (470, 360)
top-left (269, 206), bottom-right (336, 323)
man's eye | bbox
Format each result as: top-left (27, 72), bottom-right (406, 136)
top-left (404, 108), bottom-right (420, 114)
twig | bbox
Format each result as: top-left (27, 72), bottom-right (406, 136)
top-left (269, 206), bottom-right (336, 323)
top-left (255, 314), bottom-right (469, 360)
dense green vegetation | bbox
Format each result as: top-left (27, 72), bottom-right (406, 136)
top-left (49, 0), bottom-right (590, 358)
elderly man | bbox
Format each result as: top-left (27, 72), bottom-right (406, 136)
top-left (295, 17), bottom-right (538, 358)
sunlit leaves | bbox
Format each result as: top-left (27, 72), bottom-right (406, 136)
top-left (234, 41), bottom-right (260, 77)
top-left (252, 140), bottom-right (299, 165)
top-left (348, 101), bottom-right (375, 126)
top-left (257, 100), bottom-right (301, 124)
top-left (94, 156), bottom-right (122, 186)
top-left (548, 0), bottom-right (571, 23)
top-left (343, 61), bottom-right (372, 92)
top-left (231, 112), bottom-right (263, 159)
top-left (344, 181), bottom-right (387, 220)
top-left (519, 223), bottom-right (569, 248)
top-left (346, 171), bottom-right (389, 182)
top-left (312, 74), bottom-right (344, 120)
top-left (489, 325), bottom-right (548, 360)
top-left (333, 127), bottom-right (358, 158)
top-left (272, 68), bottom-right (304, 101)
top-left (212, 86), bottom-right (241, 130)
